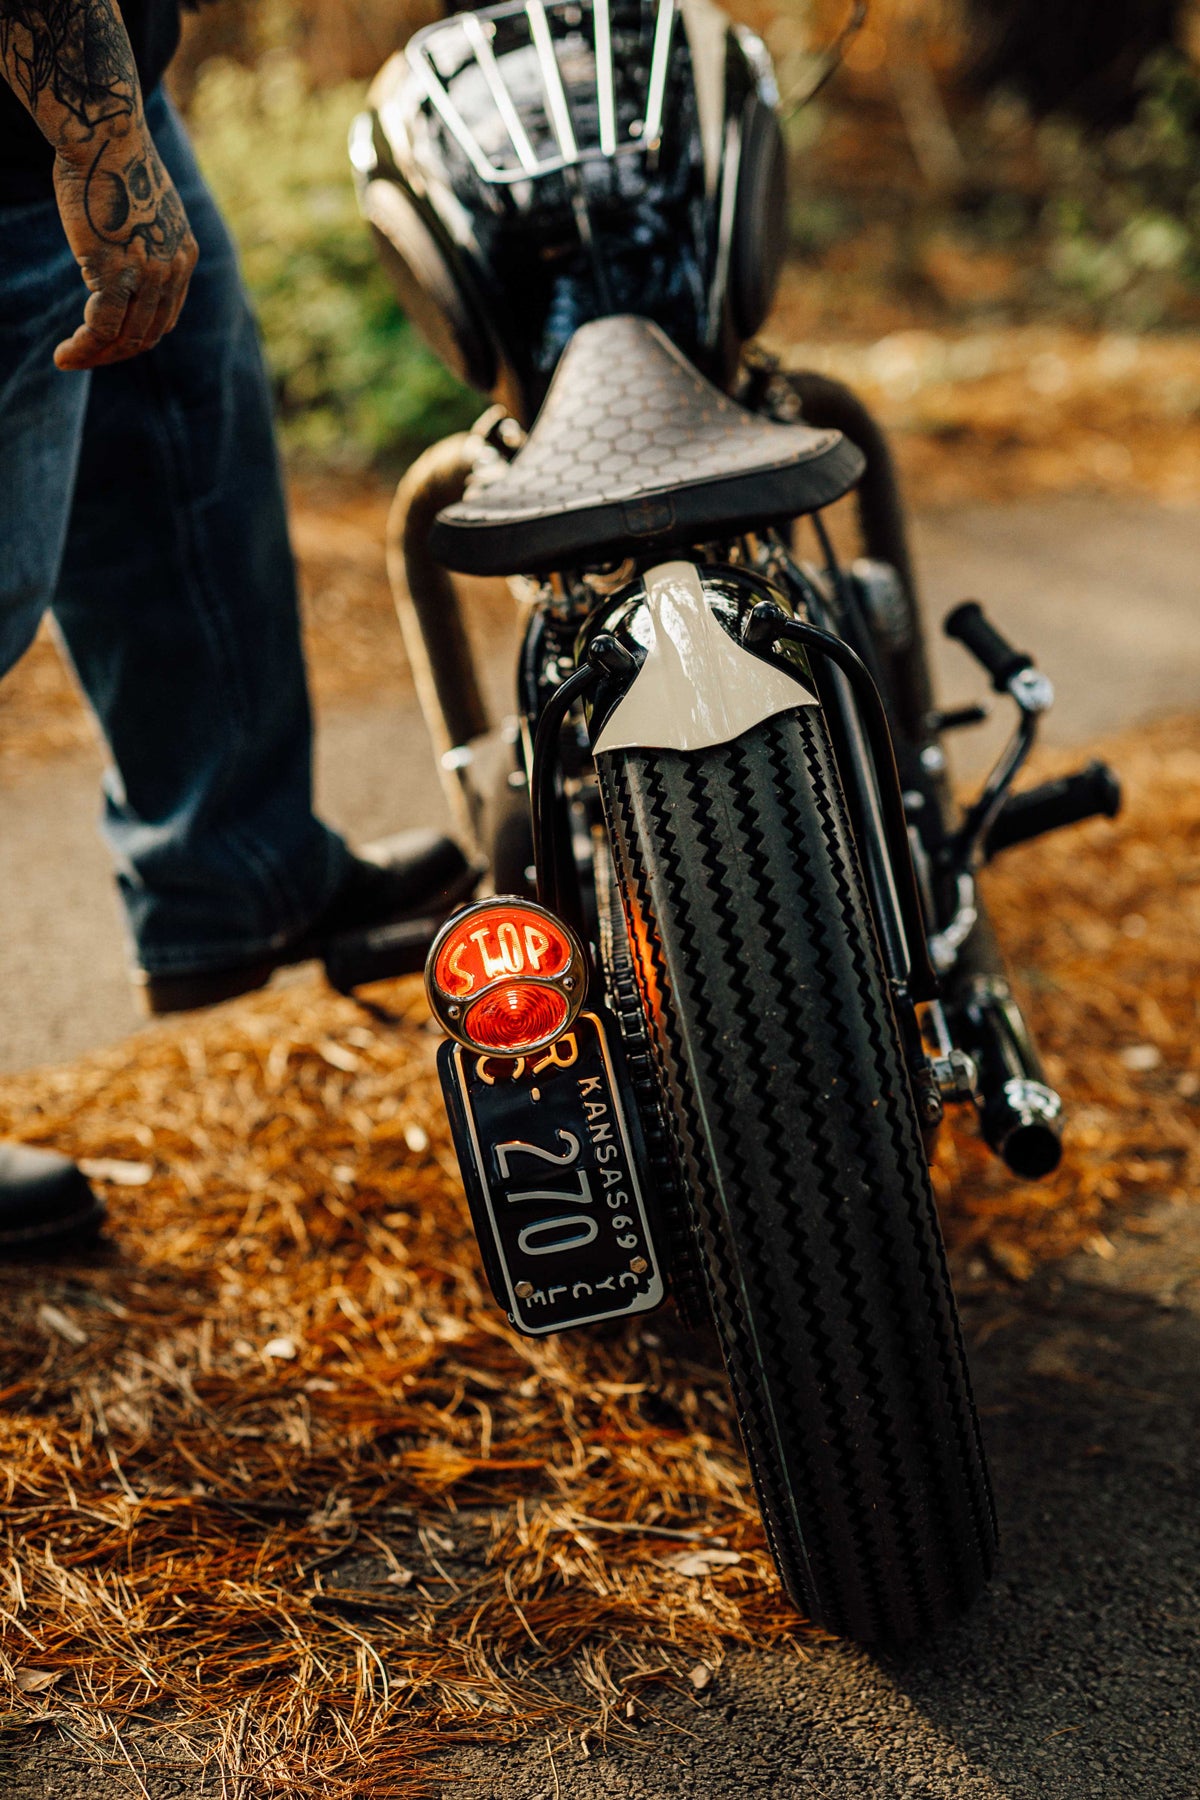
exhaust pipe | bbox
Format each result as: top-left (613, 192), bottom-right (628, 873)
top-left (385, 430), bottom-right (492, 853)
top-left (956, 975), bottom-right (1064, 1179)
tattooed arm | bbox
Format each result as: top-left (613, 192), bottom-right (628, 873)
top-left (0, 0), bottom-right (198, 367)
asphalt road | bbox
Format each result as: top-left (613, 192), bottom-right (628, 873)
top-left (0, 698), bottom-right (454, 1073)
top-left (445, 1204), bottom-right (1200, 1800)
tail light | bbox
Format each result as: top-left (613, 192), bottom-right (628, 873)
top-left (425, 897), bottom-right (586, 1055)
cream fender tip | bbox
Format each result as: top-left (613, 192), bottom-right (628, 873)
top-left (592, 560), bottom-right (814, 756)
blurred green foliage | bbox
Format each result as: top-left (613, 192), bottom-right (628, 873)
top-left (189, 54), bottom-right (478, 468)
top-left (1038, 51), bottom-right (1200, 327)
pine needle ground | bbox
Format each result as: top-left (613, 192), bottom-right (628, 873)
top-left (0, 714), bottom-right (1196, 1795)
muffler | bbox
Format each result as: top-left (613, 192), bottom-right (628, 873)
top-left (955, 975), bottom-right (1063, 1179)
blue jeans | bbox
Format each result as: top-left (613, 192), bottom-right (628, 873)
top-left (0, 89), bottom-right (350, 976)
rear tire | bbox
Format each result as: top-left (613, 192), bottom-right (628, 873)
top-left (598, 706), bottom-right (997, 1643)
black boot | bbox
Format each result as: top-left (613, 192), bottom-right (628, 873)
top-left (137, 829), bottom-right (479, 1013)
top-left (0, 1143), bottom-right (105, 1257)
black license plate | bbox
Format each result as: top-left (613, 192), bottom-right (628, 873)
top-left (438, 1012), bottom-right (664, 1335)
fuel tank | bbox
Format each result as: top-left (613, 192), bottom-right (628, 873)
top-left (350, 0), bottom-right (787, 422)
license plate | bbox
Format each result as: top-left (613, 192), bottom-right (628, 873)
top-left (438, 1012), bottom-right (665, 1335)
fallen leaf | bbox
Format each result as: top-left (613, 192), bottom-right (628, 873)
top-left (37, 1304), bottom-right (87, 1348)
top-left (666, 1548), bottom-right (742, 1578)
top-left (989, 1241), bottom-right (1034, 1282)
top-left (78, 1157), bottom-right (153, 1186)
top-left (15, 1670), bottom-right (62, 1694)
top-left (307, 1496), bottom-right (353, 1533)
top-left (688, 1662), bottom-right (715, 1691)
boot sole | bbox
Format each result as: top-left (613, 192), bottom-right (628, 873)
top-left (137, 868), bottom-right (481, 1015)
top-left (0, 1198), bottom-right (107, 1258)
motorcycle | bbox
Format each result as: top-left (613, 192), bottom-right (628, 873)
top-left (342, 0), bottom-right (1122, 1644)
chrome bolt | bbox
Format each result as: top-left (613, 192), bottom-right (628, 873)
top-left (447, 1004), bottom-right (461, 1019)
top-left (1008, 667), bottom-right (1055, 715)
top-left (562, 976), bottom-right (575, 990)
top-left (931, 1049), bottom-right (978, 1105)
top-left (915, 1074), bottom-right (944, 1126)
top-left (514, 1281), bottom-right (534, 1299)
top-left (629, 1256), bottom-right (649, 1275)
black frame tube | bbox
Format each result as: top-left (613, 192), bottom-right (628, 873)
top-left (778, 371), bottom-right (936, 748)
top-left (530, 662), bottom-right (599, 928)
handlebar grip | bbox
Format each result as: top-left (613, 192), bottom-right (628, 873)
top-left (943, 601), bottom-right (1033, 693)
top-left (984, 761), bottom-right (1122, 858)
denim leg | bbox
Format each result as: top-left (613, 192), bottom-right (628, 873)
top-left (50, 90), bottom-right (350, 975)
top-left (0, 213), bottom-right (91, 679)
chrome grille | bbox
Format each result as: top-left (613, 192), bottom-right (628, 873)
top-left (406, 0), bottom-right (678, 186)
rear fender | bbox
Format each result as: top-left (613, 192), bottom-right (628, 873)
top-left (587, 561), bottom-right (816, 756)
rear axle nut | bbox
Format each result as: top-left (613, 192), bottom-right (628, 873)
top-left (931, 1049), bottom-right (978, 1105)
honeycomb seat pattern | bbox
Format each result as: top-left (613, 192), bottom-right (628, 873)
top-left (429, 316), bottom-right (865, 577)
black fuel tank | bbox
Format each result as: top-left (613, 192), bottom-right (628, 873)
top-left (350, 0), bottom-right (787, 422)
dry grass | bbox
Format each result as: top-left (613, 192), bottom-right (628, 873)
top-left (766, 299), bottom-right (1200, 510)
top-left (0, 713), bottom-right (1197, 1793)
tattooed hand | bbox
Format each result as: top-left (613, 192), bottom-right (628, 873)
top-left (52, 120), bottom-right (198, 368)
top-left (0, 0), bottom-right (199, 367)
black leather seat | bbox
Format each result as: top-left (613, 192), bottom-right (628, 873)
top-left (430, 315), bottom-right (865, 577)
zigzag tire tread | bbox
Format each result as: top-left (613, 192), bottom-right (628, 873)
top-left (597, 707), bottom-right (997, 1644)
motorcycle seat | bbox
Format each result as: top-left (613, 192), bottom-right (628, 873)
top-left (429, 315), bottom-right (865, 577)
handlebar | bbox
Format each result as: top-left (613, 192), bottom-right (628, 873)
top-left (944, 601), bottom-right (1033, 694)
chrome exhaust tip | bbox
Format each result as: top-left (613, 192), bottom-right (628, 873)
top-left (981, 1078), bottom-right (1063, 1180)
top-left (953, 976), bottom-right (1066, 1181)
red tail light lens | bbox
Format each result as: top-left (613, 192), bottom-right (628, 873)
top-left (426, 897), bottom-right (585, 1054)
top-left (432, 902), bottom-right (573, 1000)
top-left (464, 983), bottom-right (569, 1052)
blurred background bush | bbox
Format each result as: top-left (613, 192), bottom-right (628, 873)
top-left (186, 50), bottom-right (477, 468)
top-left (174, 0), bottom-right (1200, 469)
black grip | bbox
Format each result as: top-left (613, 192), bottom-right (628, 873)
top-left (985, 761), bottom-right (1122, 858)
top-left (944, 601), bottom-right (1032, 692)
